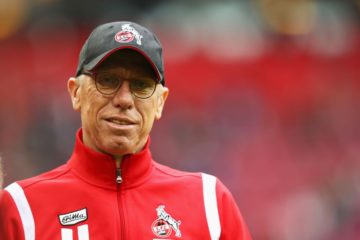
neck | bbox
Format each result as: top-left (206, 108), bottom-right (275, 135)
top-left (115, 157), bottom-right (122, 168)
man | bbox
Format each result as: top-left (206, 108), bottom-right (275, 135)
top-left (0, 21), bottom-right (252, 239)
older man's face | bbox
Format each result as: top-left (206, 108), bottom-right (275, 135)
top-left (68, 51), bottom-right (168, 158)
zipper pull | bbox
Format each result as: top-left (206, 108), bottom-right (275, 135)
top-left (116, 168), bottom-right (123, 184)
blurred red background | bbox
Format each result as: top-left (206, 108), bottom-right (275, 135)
top-left (1, 0), bottom-right (360, 239)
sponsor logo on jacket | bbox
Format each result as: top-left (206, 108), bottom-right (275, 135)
top-left (58, 208), bottom-right (88, 226)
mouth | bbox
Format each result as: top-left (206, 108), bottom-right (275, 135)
top-left (105, 117), bottom-right (136, 128)
top-left (107, 119), bottom-right (133, 125)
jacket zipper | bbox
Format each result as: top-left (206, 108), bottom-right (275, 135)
top-left (116, 168), bottom-right (123, 183)
top-left (116, 164), bottom-right (125, 239)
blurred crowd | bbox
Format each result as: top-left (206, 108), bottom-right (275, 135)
top-left (1, 0), bottom-right (360, 239)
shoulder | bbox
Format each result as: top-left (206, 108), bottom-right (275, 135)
top-left (152, 161), bottom-right (226, 190)
top-left (152, 161), bottom-right (203, 181)
top-left (6, 163), bottom-right (69, 191)
top-left (2, 163), bottom-right (70, 221)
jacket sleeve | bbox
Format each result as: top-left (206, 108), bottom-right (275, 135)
top-left (216, 179), bottom-right (252, 240)
top-left (0, 190), bottom-right (25, 240)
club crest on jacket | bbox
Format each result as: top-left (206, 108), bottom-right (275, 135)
top-left (152, 205), bottom-right (182, 238)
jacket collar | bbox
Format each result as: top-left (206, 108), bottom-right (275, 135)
top-left (68, 129), bottom-right (154, 190)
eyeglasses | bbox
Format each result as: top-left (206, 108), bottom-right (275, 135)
top-left (82, 70), bottom-right (158, 99)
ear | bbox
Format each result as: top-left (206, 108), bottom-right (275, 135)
top-left (67, 77), bottom-right (81, 111)
top-left (155, 86), bottom-right (169, 120)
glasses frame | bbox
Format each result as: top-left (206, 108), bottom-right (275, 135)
top-left (81, 70), bottom-right (158, 99)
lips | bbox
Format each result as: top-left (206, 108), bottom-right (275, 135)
top-left (108, 119), bottom-right (133, 125)
top-left (105, 117), bottom-right (136, 127)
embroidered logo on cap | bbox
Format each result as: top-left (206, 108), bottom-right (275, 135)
top-left (114, 24), bottom-right (143, 45)
top-left (152, 205), bottom-right (182, 238)
top-left (58, 208), bottom-right (88, 226)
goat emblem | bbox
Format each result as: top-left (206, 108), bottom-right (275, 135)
top-left (114, 23), bottom-right (143, 45)
top-left (152, 205), bottom-right (182, 238)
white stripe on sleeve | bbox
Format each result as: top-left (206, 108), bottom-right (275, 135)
top-left (202, 173), bottom-right (221, 240)
top-left (5, 182), bottom-right (35, 240)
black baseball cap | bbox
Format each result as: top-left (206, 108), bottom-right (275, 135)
top-left (76, 21), bottom-right (165, 85)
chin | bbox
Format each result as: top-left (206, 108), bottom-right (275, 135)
top-left (99, 133), bottom-right (144, 155)
top-left (103, 140), bottom-right (134, 156)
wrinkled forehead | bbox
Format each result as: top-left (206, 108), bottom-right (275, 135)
top-left (94, 49), bottom-right (157, 78)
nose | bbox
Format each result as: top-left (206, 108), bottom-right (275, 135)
top-left (112, 80), bottom-right (134, 109)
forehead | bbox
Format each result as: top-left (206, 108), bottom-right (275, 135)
top-left (95, 50), bottom-right (157, 78)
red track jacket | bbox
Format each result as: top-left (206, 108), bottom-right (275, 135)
top-left (0, 129), bottom-right (252, 240)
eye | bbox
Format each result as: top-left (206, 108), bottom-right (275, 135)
top-left (131, 78), bottom-right (155, 91)
top-left (96, 72), bottom-right (120, 89)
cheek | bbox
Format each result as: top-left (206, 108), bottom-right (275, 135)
top-left (81, 89), bottom-right (107, 127)
top-left (138, 101), bottom-right (157, 132)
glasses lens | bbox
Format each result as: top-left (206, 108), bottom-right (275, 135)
top-left (95, 72), bottom-right (121, 95)
top-left (130, 78), bottom-right (157, 99)
top-left (94, 72), bottom-right (157, 98)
